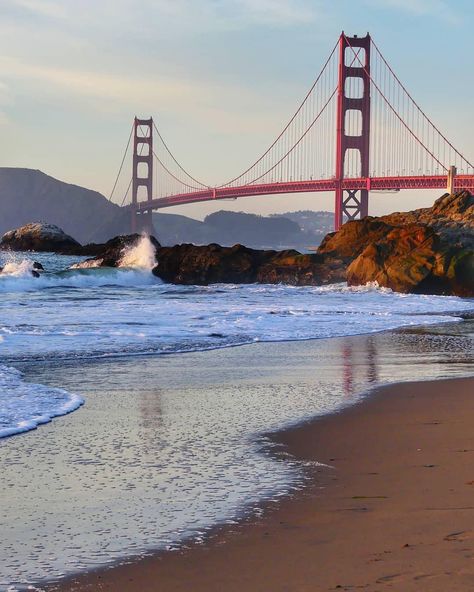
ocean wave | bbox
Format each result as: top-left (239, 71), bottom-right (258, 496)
top-left (0, 365), bottom-right (84, 438)
top-left (0, 265), bottom-right (160, 292)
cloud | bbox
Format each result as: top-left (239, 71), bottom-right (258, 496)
top-left (6, 0), bottom-right (67, 20)
top-left (4, 0), bottom-right (320, 33)
top-left (215, 0), bottom-right (319, 26)
top-left (0, 81), bottom-right (13, 125)
top-left (366, 0), bottom-right (460, 23)
top-left (0, 55), bottom-right (285, 137)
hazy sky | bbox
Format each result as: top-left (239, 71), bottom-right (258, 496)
top-left (0, 0), bottom-right (472, 219)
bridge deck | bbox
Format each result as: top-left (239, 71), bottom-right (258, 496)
top-left (134, 175), bottom-right (474, 211)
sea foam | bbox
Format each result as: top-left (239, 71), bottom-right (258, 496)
top-left (0, 365), bottom-right (84, 438)
top-left (118, 234), bottom-right (157, 270)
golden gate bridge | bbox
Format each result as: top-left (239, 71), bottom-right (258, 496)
top-left (109, 32), bottom-right (474, 233)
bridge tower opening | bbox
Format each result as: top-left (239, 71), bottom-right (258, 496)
top-left (335, 33), bottom-right (371, 230)
top-left (131, 117), bottom-right (154, 234)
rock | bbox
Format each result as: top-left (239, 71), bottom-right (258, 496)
top-left (73, 234), bottom-right (161, 269)
top-left (318, 217), bottom-right (393, 262)
top-left (4, 191), bottom-right (471, 296)
top-left (325, 191), bottom-right (474, 296)
top-left (152, 243), bottom-right (345, 286)
top-left (0, 222), bottom-right (81, 253)
top-left (151, 192), bottom-right (474, 294)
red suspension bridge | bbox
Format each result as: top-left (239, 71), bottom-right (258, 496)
top-left (110, 32), bottom-right (474, 233)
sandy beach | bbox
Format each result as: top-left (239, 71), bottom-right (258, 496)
top-left (44, 374), bottom-right (474, 592)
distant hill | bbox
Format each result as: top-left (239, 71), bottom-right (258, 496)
top-left (0, 168), bottom-right (129, 243)
top-left (0, 168), bottom-right (333, 249)
top-left (270, 210), bottom-right (334, 237)
top-left (154, 210), bottom-right (331, 250)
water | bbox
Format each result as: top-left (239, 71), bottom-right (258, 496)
top-left (1, 238), bottom-right (473, 439)
top-left (1, 238), bottom-right (474, 588)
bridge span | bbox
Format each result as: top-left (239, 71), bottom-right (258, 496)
top-left (109, 32), bottom-right (474, 233)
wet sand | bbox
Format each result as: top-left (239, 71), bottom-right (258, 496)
top-left (46, 375), bottom-right (474, 592)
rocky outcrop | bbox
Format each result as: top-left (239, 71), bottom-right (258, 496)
top-left (152, 243), bottom-right (344, 286)
top-left (72, 234), bottom-right (161, 268)
top-left (0, 222), bottom-right (81, 253)
top-left (2, 191), bottom-right (471, 296)
top-left (331, 191), bottom-right (474, 296)
top-left (152, 191), bottom-right (474, 295)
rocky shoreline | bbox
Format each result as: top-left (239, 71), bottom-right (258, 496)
top-left (1, 191), bottom-right (473, 296)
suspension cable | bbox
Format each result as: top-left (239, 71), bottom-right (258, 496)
top-left (344, 34), bottom-right (447, 172)
top-left (152, 150), bottom-right (205, 191)
top-left (152, 121), bottom-right (207, 187)
top-left (371, 39), bottom-right (473, 169)
top-left (218, 39), bottom-right (340, 188)
top-left (244, 88), bottom-right (337, 186)
top-left (108, 121), bottom-right (134, 202)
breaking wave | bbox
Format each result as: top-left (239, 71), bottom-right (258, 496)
top-left (0, 365), bottom-right (84, 438)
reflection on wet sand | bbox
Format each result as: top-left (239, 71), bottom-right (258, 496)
top-left (1, 320), bottom-right (472, 588)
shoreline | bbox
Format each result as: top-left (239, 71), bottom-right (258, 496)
top-left (44, 373), bottom-right (474, 592)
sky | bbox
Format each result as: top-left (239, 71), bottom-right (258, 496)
top-left (0, 0), bottom-right (473, 219)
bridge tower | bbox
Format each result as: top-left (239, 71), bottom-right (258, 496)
top-left (131, 117), bottom-right (154, 234)
top-left (335, 33), bottom-right (371, 230)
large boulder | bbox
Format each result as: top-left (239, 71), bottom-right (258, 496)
top-left (0, 222), bottom-right (81, 253)
top-left (346, 224), bottom-right (474, 296)
top-left (320, 191), bottom-right (474, 296)
top-left (318, 217), bottom-right (393, 262)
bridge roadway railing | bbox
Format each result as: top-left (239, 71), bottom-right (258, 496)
top-left (134, 175), bottom-right (474, 211)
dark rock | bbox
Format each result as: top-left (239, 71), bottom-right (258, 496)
top-left (0, 222), bottom-right (81, 253)
top-left (152, 243), bottom-right (344, 286)
top-left (152, 191), bottom-right (472, 294)
top-left (73, 234), bottom-right (161, 269)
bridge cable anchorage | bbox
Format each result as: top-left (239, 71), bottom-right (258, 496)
top-left (108, 121), bottom-right (134, 202)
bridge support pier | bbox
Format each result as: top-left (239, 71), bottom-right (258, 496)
top-left (447, 165), bottom-right (457, 194)
top-left (334, 32), bottom-right (371, 230)
top-left (131, 117), bottom-right (154, 235)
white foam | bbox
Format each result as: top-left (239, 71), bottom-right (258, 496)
top-left (118, 234), bottom-right (157, 270)
top-left (0, 365), bottom-right (84, 439)
top-left (0, 265), bottom-right (159, 292)
top-left (0, 237), bottom-right (160, 293)
top-left (0, 258), bottom-right (38, 277)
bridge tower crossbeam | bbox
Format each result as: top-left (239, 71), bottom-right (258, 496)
top-left (335, 33), bottom-right (371, 230)
top-left (132, 117), bottom-right (154, 234)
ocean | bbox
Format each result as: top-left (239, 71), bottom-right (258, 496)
top-left (1, 237), bottom-right (473, 589)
